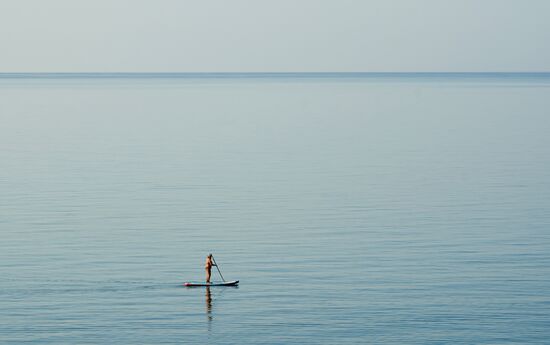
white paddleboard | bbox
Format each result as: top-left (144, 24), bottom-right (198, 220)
top-left (184, 280), bottom-right (239, 287)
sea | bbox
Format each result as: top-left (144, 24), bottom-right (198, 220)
top-left (1, 73), bottom-right (549, 344)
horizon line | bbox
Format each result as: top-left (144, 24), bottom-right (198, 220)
top-left (1, 71), bottom-right (550, 79)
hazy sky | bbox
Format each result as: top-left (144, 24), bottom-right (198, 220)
top-left (1, 0), bottom-right (549, 72)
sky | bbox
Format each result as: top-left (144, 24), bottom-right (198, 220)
top-left (1, 0), bottom-right (549, 72)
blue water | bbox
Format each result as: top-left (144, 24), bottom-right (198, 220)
top-left (1, 74), bottom-right (550, 344)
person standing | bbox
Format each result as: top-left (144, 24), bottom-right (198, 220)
top-left (205, 254), bottom-right (216, 283)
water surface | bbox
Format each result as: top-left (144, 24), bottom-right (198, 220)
top-left (1, 74), bottom-right (550, 344)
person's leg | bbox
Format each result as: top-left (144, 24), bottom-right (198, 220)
top-left (206, 268), bottom-right (211, 283)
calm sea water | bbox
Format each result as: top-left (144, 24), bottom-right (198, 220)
top-left (1, 74), bottom-right (550, 344)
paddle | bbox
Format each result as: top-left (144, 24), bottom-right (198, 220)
top-left (210, 254), bottom-right (226, 282)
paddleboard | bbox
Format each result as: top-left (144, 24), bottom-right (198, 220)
top-left (184, 280), bottom-right (239, 287)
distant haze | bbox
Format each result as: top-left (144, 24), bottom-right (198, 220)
top-left (1, 0), bottom-right (549, 72)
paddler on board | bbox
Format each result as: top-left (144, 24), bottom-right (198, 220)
top-left (205, 254), bottom-right (217, 283)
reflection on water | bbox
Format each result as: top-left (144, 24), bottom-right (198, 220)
top-left (205, 287), bottom-right (212, 323)
top-left (203, 286), bottom-right (239, 331)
